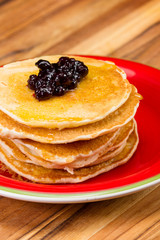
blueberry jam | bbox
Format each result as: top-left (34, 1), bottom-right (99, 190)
top-left (27, 57), bottom-right (88, 101)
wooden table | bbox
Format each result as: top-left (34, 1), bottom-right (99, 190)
top-left (0, 0), bottom-right (160, 239)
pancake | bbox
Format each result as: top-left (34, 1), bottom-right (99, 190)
top-left (0, 131), bottom-right (127, 173)
top-left (0, 120), bottom-right (134, 173)
top-left (0, 55), bottom-right (131, 129)
top-left (62, 119), bottom-right (134, 171)
top-left (0, 85), bottom-right (141, 143)
top-left (16, 141), bottom-right (127, 173)
top-left (0, 161), bottom-right (26, 182)
top-left (12, 120), bottom-right (134, 163)
top-left (0, 128), bottom-right (119, 169)
top-left (11, 128), bottom-right (118, 165)
top-left (88, 141), bottom-right (126, 167)
top-left (0, 125), bottom-right (138, 183)
top-left (10, 120), bottom-right (133, 173)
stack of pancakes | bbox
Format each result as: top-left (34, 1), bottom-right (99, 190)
top-left (0, 56), bottom-right (142, 183)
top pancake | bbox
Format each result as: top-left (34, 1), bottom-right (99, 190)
top-left (0, 85), bottom-right (141, 143)
top-left (0, 55), bottom-right (131, 129)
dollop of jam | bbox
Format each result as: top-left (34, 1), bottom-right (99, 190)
top-left (27, 57), bottom-right (88, 101)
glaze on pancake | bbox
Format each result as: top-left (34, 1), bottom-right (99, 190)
top-left (0, 125), bottom-right (138, 183)
top-left (0, 55), bottom-right (131, 129)
top-left (0, 86), bottom-right (141, 143)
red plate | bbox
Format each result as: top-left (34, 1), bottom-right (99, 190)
top-left (0, 56), bottom-right (160, 203)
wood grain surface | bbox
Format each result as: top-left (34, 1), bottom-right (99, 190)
top-left (0, 0), bottom-right (160, 239)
